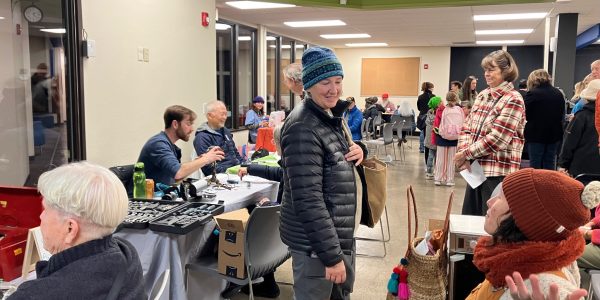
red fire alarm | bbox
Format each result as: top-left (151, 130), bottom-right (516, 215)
top-left (201, 12), bottom-right (210, 27)
top-left (424, 64), bottom-right (429, 70)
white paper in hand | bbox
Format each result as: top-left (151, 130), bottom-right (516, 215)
top-left (459, 160), bottom-right (487, 189)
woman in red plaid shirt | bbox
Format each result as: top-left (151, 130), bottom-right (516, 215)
top-left (454, 50), bottom-right (526, 216)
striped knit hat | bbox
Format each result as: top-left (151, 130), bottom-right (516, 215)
top-left (302, 47), bottom-right (344, 90)
top-left (502, 168), bottom-right (593, 242)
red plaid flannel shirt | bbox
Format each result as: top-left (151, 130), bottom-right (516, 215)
top-left (457, 81), bottom-right (526, 177)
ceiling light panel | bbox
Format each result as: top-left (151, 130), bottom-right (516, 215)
top-left (284, 20), bottom-right (346, 28)
top-left (476, 40), bottom-right (524, 45)
top-left (475, 29), bottom-right (534, 35)
top-left (238, 36), bottom-right (252, 41)
top-left (40, 28), bottom-right (66, 34)
top-left (345, 42), bottom-right (388, 47)
top-left (474, 13), bottom-right (547, 21)
top-left (215, 23), bottom-right (231, 30)
top-left (321, 33), bottom-right (371, 39)
top-left (226, 1), bottom-right (295, 9)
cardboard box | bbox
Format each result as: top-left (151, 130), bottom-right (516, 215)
top-left (214, 209), bottom-right (250, 279)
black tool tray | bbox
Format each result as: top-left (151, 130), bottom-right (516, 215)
top-left (121, 199), bottom-right (185, 229)
top-left (149, 202), bottom-right (225, 234)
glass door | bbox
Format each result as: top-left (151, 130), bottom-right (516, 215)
top-left (0, 0), bottom-right (80, 187)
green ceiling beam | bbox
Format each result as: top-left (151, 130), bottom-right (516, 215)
top-left (254, 0), bottom-right (554, 10)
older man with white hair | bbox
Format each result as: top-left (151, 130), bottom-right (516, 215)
top-left (7, 162), bottom-right (145, 300)
top-left (194, 100), bottom-right (243, 175)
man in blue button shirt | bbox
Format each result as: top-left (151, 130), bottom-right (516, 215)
top-left (138, 105), bottom-right (224, 185)
top-left (194, 101), bottom-right (243, 175)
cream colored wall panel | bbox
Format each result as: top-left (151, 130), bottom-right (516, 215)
top-left (82, 0), bottom-right (217, 167)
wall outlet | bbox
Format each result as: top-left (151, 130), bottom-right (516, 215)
top-left (143, 48), bottom-right (150, 62)
top-left (137, 47), bottom-right (144, 62)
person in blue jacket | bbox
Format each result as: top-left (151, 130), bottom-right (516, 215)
top-left (343, 97), bottom-right (363, 141)
top-left (245, 96), bottom-right (268, 143)
top-left (193, 101), bottom-right (243, 175)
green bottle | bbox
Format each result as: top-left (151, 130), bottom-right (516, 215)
top-left (133, 162), bottom-right (146, 198)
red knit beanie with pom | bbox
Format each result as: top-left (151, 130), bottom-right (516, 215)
top-left (503, 168), bottom-right (590, 242)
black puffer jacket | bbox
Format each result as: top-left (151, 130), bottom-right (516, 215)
top-left (280, 98), bottom-right (356, 267)
top-left (247, 162), bottom-right (283, 203)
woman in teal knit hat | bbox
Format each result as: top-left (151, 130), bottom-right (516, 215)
top-left (280, 47), bottom-right (365, 300)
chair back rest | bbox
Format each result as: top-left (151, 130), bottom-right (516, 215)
top-left (373, 112), bottom-right (382, 126)
top-left (244, 205), bottom-right (290, 279)
top-left (574, 174), bottom-right (600, 186)
top-left (382, 122), bottom-right (396, 144)
top-left (109, 165), bottom-right (134, 197)
top-left (390, 114), bottom-right (402, 124)
top-left (397, 115), bottom-right (414, 131)
top-left (360, 118), bottom-right (367, 136)
top-left (364, 118), bottom-right (373, 136)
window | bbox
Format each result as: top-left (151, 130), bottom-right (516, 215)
top-left (216, 20), bottom-right (257, 129)
top-left (0, 0), bottom-right (83, 187)
top-left (267, 34), bottom-right (309, 113)
top-left (279, 37), bottom-right (293, 112)
top-left (266, 35), bottom-right (277, 114)
top-left (216, 21), bottom-right (234, 128)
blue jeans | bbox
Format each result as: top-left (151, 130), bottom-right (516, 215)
top-left (426, 148), bottom-right (436, 174)
top-left (419, 131), bottom-right (425, 152)
top-left (528, 142), bottom-right (558, 170)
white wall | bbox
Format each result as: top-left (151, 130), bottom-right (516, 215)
top-left (334, 47), bottom-right (451, 114)
top-left (82, 0), bottom-right (217, 167)
top-left (0, 1), bottom-right (31, 185)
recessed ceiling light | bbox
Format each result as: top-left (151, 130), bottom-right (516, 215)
top-left (475, 29), bottom-right (534, 35)
top-left (40, 28), bottom-right (66, 34)
top-left (284, 20), bottom-right (346, 28)
top-left (345, 42), bottom-right (388, 47)
top-left (0, 17), bottom-right (5, 20)
top-left (476, 40), bottom-right (524, 45)
top-left (321, 33), bottom-right (371, 39)
top-left (269, 45), bottom-right (305, 49)
top-left (216, 23), bottom-right (231, 30)
top-left (226, 1), bottom-right (295, 9)
top-left (266, 36), bottom-right (276, 41)
top-left (474, 13), bottom-right (547, 21)
top-left (238, 36), bottom-right (251, 41)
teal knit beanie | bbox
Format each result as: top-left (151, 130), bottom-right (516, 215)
top-left (302, 47), bottom-right (344, 90)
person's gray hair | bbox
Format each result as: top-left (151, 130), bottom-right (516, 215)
top-left (592, 60), bottom-right (600, 68)
top-left (205, 100), bottom-right (226, 115)
top-left (37, 162), bottom-right (128, 237)
top-left (283, 63), bottom-right (303, 82)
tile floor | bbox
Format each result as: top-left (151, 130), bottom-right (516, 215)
top-left (233, 137), bottom-right (467, 299)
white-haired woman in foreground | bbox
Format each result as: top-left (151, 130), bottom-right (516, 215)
top-left (8, 162), bottom-right (145, 300)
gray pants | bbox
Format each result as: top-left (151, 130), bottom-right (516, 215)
top-left (578, 243), bottom-right (600, 270)
top-left (291, 250), bottom-right (333, 300)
